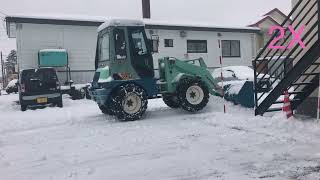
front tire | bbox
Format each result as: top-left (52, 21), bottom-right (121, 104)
top-left (162, 94), bottom-right (180, 108)
top-left (99, 105), bottom-right (114, 115)
top-left (177, 78), bottom-right (209, 112)
top-left (112, 84), bottom-right (148, 121)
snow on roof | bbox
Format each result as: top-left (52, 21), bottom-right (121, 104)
top-left (213, 66), bottom-right (254, 80)
top-left (143, 19), bottom-right (260, 31)
top-left (6, 14), bottom-right (260, 33)
top-left (248, 8), bottom-right (291, 28)
top-left (39, 49), bottom-right (67, 53)
top-left (6, 14), bottom-right (107, 23)
top-left (98, 19), bottom-right (145, 32)
top-left (248, 15), bottom-right (281, 27)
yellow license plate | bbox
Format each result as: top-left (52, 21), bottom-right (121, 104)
top-left (37, 97), bottom-right (48, 103)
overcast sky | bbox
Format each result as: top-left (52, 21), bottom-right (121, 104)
top-left (0, 0), bottom-right (291, 56)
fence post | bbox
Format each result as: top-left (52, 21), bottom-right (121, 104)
top-left (253, 59), bottom-right (258, 114)
top-left (1, 52), bottom-right (5, 90)
top-left (317, 0), bottom-right (320, 120)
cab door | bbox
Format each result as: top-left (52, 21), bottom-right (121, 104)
top-left (128, 27), bottom-right (154, 78)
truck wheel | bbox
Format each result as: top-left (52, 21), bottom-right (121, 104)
top-left (112, 84), bottom-right (148, 121)
top-left (99, 105), bottom-right (114, 115)
top-left (21, 104), bottom-right (27, 111)
top-left (162, 94), bottom-right (180, 108)
top-left (177, 78), bottom-right (209, 112)
top-left (57, 100), bottom-right (63, 108)
top-left (79, 89), bottom-right (86, 99)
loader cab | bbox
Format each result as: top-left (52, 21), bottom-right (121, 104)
top-left (95, 19), bottom-right (158, 80)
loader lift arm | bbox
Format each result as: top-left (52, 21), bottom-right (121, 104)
top-left (158, 57), bottom-right (220, 96)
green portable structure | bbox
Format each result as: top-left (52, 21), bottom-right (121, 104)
top-left (38, 49), bottom-right (68, 67)
top-left (38, 49), bottom-right (71, 84)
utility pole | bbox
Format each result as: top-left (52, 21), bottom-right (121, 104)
top-left (142, 0), bottom-right (151, 19)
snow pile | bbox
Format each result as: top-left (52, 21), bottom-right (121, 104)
top-left (222, 80), bottom-right (247, 95)
top-left (98, 76), bottom-right (113, 83)
top-left (39, 49), bottom-right (67, 53)
top-left (5, 79), bottom-right (18, 89)
top-left (212, 66), bottom-right (271, 81)
top-left (1, 94), bottom-right (320, 180)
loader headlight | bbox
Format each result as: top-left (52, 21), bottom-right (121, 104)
top-left (160, 62), bottom-right (165, 69)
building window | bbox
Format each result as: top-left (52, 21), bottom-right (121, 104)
top-left (164, 39), bottom-right (174, 47)
top-left (187, 40), bottom-right (207, 53)
top-left (222, 40), bottom-right (241, 57)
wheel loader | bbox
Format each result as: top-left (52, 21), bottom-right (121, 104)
top-left (89, 19), bottom-right (220, 121)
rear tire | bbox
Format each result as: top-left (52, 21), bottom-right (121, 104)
top-left (112, 84), bottom-right (148, 121)
top-left (21, 104), bottom-right (27, 111)
top-left (177, 78), bottom-right (209, 112)
top-left (162, 94), bottom-right (180, 108)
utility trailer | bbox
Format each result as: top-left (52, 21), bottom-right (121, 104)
top-left (38, 49), bottom-right (90, 100)
top-left (89, 19), bottom-right (221, 121)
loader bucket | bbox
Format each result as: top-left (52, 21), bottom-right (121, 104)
top-left (224, 81), bottom-right (254, 108)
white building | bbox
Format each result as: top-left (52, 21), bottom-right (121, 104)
top-left (5, 15), bottom-right (260, 84)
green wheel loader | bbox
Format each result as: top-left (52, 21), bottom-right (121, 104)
top-left (89, 19), bottom-right (221, 121)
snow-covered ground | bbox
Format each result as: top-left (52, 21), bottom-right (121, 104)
top-left (1, 93), bottom-right (320, 180)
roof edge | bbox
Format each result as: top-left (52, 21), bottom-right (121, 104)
top-left (5, 16), bottom-right (260, 33)
top-left (5, 16), bottom-right (103, 27)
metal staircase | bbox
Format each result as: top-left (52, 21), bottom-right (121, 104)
top-left (253, 0), bottom-right (320, 115)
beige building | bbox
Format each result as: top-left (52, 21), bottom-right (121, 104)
top-left (249, 8), bottom-right (292, 76)
top-left (249, 8), bottom-right (292, 49)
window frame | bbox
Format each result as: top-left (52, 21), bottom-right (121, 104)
top-left (164, 39), bottom-right (174, 47)
top-left (131, 29), bottom-right (148, 56)
top-left (98, 31), bottom-right (110, 63)
top-left (187, 40), bottom-right (208, 53)
top-left (221, 40), bottom-right (241, 58)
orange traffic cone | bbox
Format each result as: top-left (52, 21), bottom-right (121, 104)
top-left (283, 90), bottom-right (293, 119)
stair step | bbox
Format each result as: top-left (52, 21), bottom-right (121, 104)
top-left (288, 91), bottom-right (303, 95)
top-left (302, 73), bottom-right (319, 76)
top-left (265, 108), bottom-right (283, 112)
top-left (291, 82), bottom-right (314, 86)
top-left (273, 99), bottom-right (301, 104)
top-left (312, 62), bottom-right (320, 65)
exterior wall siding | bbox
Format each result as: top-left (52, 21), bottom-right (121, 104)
top-left (16, 23), bottom-right (97, 84)
top-left (148, 29), bottom-right (257, 70)
top-left (16, 23), bottom-right (259, 83)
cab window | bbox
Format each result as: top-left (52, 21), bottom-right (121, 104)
top-left (131, 30), bottom-right (148, 56)
top-left (114, 29), bottom-right (127, 60)
top-left (99, 32), bottom-right (110, 63)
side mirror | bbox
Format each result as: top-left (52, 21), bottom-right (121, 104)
top-left (150, 35), bottom-right (159, 53)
